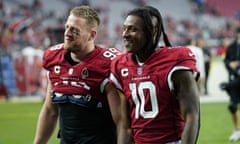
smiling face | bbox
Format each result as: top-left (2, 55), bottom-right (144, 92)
top-left (64, 14), bottom-right (92, 53)
top-left (122, 15), bottom-right (147, 54)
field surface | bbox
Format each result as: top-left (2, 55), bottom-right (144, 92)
top-left (0, 102), bottom-right (59, 144)
top-left (0, 101), bottom-right (236, 144)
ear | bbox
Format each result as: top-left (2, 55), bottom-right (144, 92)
top-left (88, 30), bottom-right (97, 41)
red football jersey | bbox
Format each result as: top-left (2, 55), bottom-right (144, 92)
top-left (43, 43), bottom-right (121, 104)
top-left (110, 46), bottom-right (199, 144)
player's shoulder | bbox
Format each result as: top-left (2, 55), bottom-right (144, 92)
top-left (99, 46), bottom-right (122, 54)
top-left (163, 46), bottom-right (191, 51)
top-left (42, 43), bottom-right (65, 66)
top-left (44, 43), bottom-right (65, 58)
top-left (157, 46), bottom-right (194, 59)
top-left (97, 46), bottom-right (123, 61)
top-left (112, 51), bottom-right (128, 62)
top-left (164, 45), bottom-right (192, 53)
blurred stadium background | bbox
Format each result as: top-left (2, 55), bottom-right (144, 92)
top-left (0, 0), bottom-right (240, 144)
top-left (0, 0), bottom-right (239, 100)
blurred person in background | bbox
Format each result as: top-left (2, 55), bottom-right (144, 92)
top-left (187, 38), bottom-right (206, 95)
top-left (218, 38), bottom-right (230, 58)
top-left (34, 6), bottom-right (121, 144)
top-left (197, 37), bottom-right (211, 95)
top-left (220, 27), bottom-right (240, 142)
top-left (110, 6), bottom-right (200, 144)
top-left (0, 83), bottom-right (8, 100)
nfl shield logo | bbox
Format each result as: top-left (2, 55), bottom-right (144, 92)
top-left (137, 67), bottom-right (142, 75)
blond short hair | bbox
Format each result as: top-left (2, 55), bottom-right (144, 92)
top-left (70, 6), bottom-right (100, 30)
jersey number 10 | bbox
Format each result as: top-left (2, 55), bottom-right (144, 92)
top-left (129, 81), bottom-right (159, 119)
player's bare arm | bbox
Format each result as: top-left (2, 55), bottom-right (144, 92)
top-left (34, 81), bottom-right (59, 144)
top-left (116, 90), bottom-right (133, 144)
top-left (104, 83), bottom-right (121, 126)
top-left (172, 70), bottom-right (200, 144)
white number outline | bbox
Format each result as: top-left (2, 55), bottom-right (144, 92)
top-left (103, 48), bottom-right (121, 60)
top-left (129, 81), bottom-right (159, 119)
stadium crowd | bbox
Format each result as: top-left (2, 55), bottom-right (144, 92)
top-left (0, 0), bottom-right (240, 98)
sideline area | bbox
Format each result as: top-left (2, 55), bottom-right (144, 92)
top-left (200, 60), bottom-right (229, 103)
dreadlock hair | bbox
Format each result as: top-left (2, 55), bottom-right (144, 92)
top-left (127, 6), bottom-right (171, 56)
top-left (145, 6), bottom-right (171, 47)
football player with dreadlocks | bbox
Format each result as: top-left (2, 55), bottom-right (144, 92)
top-left (110, 6), bottom-right (200, 144)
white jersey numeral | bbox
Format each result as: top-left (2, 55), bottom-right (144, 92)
top-left (129, 81), bottom-right (159, 119)
top-left (103, 48), bottom-right (121, 60)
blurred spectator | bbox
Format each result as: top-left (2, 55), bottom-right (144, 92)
top-left (33, 0), bottom-right (41, 7)
top-left (186, 38), bottom-right (206, 95)
top-left (197, 37), bottom-right (211, 95)
top-left (195, 0), bottom-right (206, 14)
top-left (218, 37), bottom-right (231, 58)
top-left (79, 0), bottom-right (91, 6)
top-left (32, 0), bottom-right (42, 11)
top-left (0, 84), bottom-right (8, 100)
top-left (0, 0), bottom-right (4, 17)
top-left (220, 27), bottom-right (240, 142)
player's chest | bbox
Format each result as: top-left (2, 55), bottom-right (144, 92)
top-left (120, 63), bottom-right (171, 80)
top-left (48, 61), bottom-right (107, 81)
